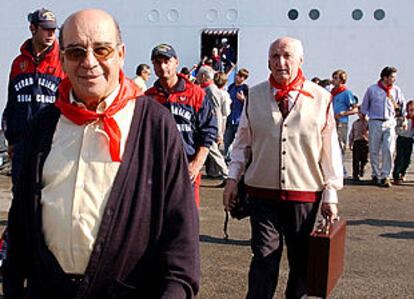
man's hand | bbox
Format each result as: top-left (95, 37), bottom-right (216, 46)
top-left (188, 161), bottom-right (203, 184)
top-left (216, 136), bottom-right (223, 145)
top-left (321, 203), bottom-right (339, 222)
top-left (334, 112), bottom-right (343, 120)
top-left (236, 91), bottom-right (246, 102)
top-left (7, 145), bottom-right (14, 160)
top-left (223, 179), bottom-right (238, 211)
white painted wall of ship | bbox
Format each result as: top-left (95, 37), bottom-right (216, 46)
top-left (1, 0), bottom-right (413, 112)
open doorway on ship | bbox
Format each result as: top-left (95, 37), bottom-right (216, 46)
top-left (200, 28), bottom-right (239, 84)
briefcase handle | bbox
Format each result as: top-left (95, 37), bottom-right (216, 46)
top-left (315, 216), bottom-right (340, 235)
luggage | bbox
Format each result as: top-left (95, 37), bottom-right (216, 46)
top-left (307, 218), bottom-right (346, 298)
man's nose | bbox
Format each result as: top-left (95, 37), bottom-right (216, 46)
top-left (81, 49), bottom-right (99, 68)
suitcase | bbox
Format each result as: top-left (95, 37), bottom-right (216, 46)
top-left (307, 218), bottom-right (346, 298)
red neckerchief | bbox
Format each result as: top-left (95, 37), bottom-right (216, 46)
top-left (377, 80), bottom-right (393, 97)
top-left (212, 55), bottom-right (221, 62)
top-left (200, 81), bottom-right (213, 89)
top-left (55, 70), bottom-right (142, 162)
top-left (268, 68), bottom-right (313, 101)
top-left (331, 84), bottom-right (347, 97)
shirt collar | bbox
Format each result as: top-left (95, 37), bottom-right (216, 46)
top-left (154, 75), bottom-right (186, 95)
top-left (69, 84), bottom-right (121, 113)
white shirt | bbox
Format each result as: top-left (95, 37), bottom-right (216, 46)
top-left (41, 85), bottom-right (136, 274)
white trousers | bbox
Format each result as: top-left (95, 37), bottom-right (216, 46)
top-left (207, 141), bottom-right (228, 177)
top-left (368, 119), bottom-right (396, 179)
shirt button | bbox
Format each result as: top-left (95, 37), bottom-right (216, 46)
top-left (281, 180), bottom-right (285, 184)
top-left (74, 214), bottom-right (81, 220)
top-left (282, 138), bottom-right (287, 142)
top-left (78, 182), bottom-right (85, 189)
top-left (282, 167), bottom-right (286, 170)
top-left (282, 151), bottom-right (286, 155)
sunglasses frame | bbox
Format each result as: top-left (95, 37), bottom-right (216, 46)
top-left (61, 44), bottom-right (119, 62)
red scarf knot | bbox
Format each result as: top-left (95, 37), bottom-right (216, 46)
top-left (331, 84), bottom-right (347, 97)
top-left (268, 68), bottom-right (313, 102)
top-left (55, 70), bottom-right (142, 162)
top-left (377, 80), bottom-right (393, 97)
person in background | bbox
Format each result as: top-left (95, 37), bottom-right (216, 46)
top-left (361, 66), bottom-right (406, 187)
top-left (180, 66), bottom-right (196, 82)
top-left (392, 100), bottom-right (414, 184)
top-left (331, 69), bottom-right (358, 177)
top-left (219, 38), bottom-right (236, 73)
top-left (2, 8), bottom-right (64, 191)
top-left (197, 66), bottom-right (230, 185)
top-left (349, 106), bottom-right (369, 181)
top-left (131, 63), bottom-right (151, 92)
top-left (3, 9), bottom-right (199, 298)
top-left (147, 44), bottom-right (217, 207)
top-left (224, 68), bottom-right (249, 159)
top-left (311, 77), bottom-right (321, 85)
top-left (223, 36), bottom-right (342, 299)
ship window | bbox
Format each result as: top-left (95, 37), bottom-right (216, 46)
top-left (309, 9), bottom-right (320, 20)
top-left (352, 9), bottom-right (363, 21)
top-left (288, 9), bottom-right (299, 21)
top-left (374, 9), bottom-right (385, 20)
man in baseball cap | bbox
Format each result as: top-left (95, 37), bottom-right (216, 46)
top-left (150, 43), bottom-right (177, 60)
top-left (146, 43), bottom-right (217, 207)
top-left (2, 7), bottom-right (64, 192)
top-left (28, 8), bottom-right (57, 29)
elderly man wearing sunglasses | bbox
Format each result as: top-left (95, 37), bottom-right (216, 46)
top-left (3, 8), bottom-right (200, 299)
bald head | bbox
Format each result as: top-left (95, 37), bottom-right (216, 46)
top-left (58, 8), bottom-right (126, 108)
top-left (59, 9), bottom-right (122, 49)
top-left (268, 36), bottom-right (304, 85)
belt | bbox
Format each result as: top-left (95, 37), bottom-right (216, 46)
top-left (370, 118), bottom-right (388, 121)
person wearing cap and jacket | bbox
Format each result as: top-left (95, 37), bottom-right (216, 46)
top-left (2, 8), bottom-right (65, 191)
top-left (146, 44), bottom-right (217, 207)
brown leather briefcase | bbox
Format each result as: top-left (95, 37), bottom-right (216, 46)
top-left (307, 218), bottom-right (346, 298)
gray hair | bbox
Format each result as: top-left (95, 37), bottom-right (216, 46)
top-left (197, 66), bottom-right (215, 80)
top-left (269, 36), bottom-right (304, 60)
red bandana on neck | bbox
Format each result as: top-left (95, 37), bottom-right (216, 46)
top-left (331, 84), bottom-right (347, 97)
top-left (377, 80), bottom-right (393, 97)
top-left (55, 70), bottom-right (142, 162)
top-left (200, 81), bottom-right (213, 89)
top-left (268, 68), bottom-right (313, 102)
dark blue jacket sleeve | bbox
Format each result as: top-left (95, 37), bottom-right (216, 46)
top-left (195, 95), bottom-right (217, 148)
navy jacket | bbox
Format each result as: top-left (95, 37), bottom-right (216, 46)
top-left (2, 39), bottom-right (64, 145)
top-left (3, 97), bottom-right (200, 299)
top-left (146, 75), bottom-right (217, 161)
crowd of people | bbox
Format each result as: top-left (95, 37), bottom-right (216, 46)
top-left (0, 6), bottom-right (413, 299)
top-left (312, 67), bottom-right (413, 187)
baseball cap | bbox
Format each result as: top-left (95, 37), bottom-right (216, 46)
top-left (151, 44), bottom-right (177, 60)
top-left (27, 8), bottom-right (57, 29)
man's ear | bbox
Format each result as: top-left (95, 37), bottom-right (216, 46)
top-left (59, 51), bottom-right (66, 73)
top-left (268, 60), bottom-right (271, 71)
top-left (117, 43), bottom-right (126, 68)
top-left (29, 24), bottom-right (36, 35)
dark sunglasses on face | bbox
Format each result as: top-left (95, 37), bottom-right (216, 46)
top-left (61, 44), bottom-right (118, 62)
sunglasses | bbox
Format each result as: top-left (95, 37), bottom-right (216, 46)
top-left (61, 44), bottom-right (118, 62)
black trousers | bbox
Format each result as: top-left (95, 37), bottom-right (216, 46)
top-left (352, 139), bottom-right (369, 178)
top-left (246, 198), bottom-right (320, 299)
top-left (392, 136), bottom-right (414, 180)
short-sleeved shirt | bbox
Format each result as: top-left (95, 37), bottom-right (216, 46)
top-left (333, 89), bottom-right (356, 123)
